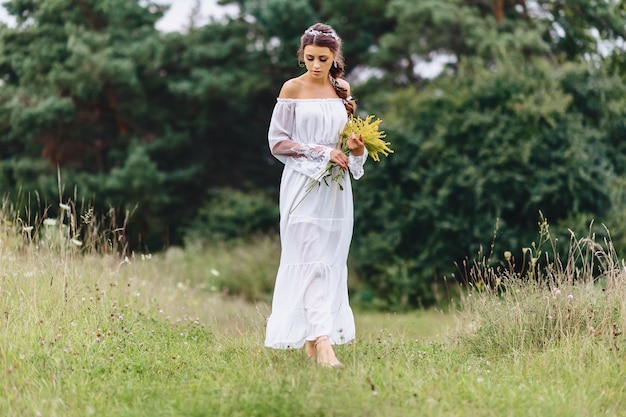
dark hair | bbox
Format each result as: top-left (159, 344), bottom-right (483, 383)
top-left (298, 23), bottom-right (356, 116)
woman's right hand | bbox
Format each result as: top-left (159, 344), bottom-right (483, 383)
top-left (330, 149), bottom-right (348, 170)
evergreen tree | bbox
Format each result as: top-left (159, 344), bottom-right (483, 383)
top-left (351, 0), bottom-right (626, 308)
top-left (0, 0), bottom-right (283, 247)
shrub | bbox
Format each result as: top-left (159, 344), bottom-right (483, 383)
top-left (352, 57), bottom-right (620, 309)
top-left (185, 188), bottom-right (279, 244)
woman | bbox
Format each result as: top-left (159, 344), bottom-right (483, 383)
top-left (264, 23), bottom-right (366, 367)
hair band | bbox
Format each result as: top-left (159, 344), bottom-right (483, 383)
top-left (305, 28), bottom-right (340, 41)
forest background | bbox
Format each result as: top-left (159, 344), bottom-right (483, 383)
top-left (2, 0), bottom-right (626, 310)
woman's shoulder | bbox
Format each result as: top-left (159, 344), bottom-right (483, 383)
top-left (278, 78), bottom-right (305, 99)
top-left (277, 76), bottom-right (350, 99)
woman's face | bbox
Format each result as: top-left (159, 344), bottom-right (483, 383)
top-left (303, 45), bottom-right (335, 79)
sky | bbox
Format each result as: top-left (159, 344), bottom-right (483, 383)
top-left (154, 0), bottom-right (237, 32)
top-left (0, 0), bottom-right (237, 32)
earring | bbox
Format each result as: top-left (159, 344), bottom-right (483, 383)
top-left (333, 60), bottom-right (337, 68)
top-left (298, 60), bottom-right (305, 68)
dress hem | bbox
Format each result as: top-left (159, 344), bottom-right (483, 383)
top-left (264, 336), bottom-right (355, 350)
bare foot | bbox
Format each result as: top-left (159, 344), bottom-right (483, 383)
top-left (305, 340), bottom-right (316, 359)
top-left (314, 336), bottom-right (343, 368)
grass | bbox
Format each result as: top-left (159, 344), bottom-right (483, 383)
top-left (1, 204), bottom-right (626, 416)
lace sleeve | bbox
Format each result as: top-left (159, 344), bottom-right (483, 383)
top-left (268, 100), bottom-right (333, 180)
top-left (348, 152), bottom-right (367, 180)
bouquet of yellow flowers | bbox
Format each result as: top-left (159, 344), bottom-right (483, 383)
top-left (316, 114), bottom-right (393, 188)
top-left (291, 115), bottom-right (393, 212)
top-left (340, 115), bottom-right (393, 162)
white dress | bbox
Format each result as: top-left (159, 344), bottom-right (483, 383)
top-left (264, 98), bottom-right (367, 349)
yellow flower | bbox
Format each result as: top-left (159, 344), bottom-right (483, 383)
top-left (339, 115), bottom-right (393, 161)
top-left (291, 115), bottom-right (394, 213)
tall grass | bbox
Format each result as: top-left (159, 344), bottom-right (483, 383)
top-left (1, 201), bottom-right (626, 416)
top-left (458, 217), bottom-right (626, 356)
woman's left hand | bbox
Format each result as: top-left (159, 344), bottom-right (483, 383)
top-left (347, 132), bottom-right (365, 156)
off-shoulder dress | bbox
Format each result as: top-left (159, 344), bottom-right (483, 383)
top-left (264, 98), bottom-right (367, 349)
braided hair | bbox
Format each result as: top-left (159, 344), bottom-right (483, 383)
top-left (298, 23), bottom-right (356, 116)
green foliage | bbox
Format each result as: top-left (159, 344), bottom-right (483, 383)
top-left (349, 0), bottom-right (626, 308)
top-left (366, 0), bottom-right (626, 88)
top-left (185, 188), bottom-right (279, 243)
top-left (4, 0), bottom-right (626, 310)
top-left (0, 0), bottom-right (285, 247)
top-left (354, 56), bottom-right (619, 308)
top-left (0, 0), bottom-right (178, 246)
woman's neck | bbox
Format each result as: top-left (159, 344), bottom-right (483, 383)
top-left (303, 72), bottom-right (331, 85)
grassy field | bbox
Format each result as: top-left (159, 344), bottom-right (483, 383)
top-left (1, 208), bottom-right (626, 416)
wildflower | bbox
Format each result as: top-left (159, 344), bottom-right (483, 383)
top-left (293, 114), bottom-right (393, 211)
top-left (43, 218), bottom-right (57, 227)
top-left (567, 294), bottom-right (574, 300)
top-left (59, 203), bottom-right (71, 211)
top-left (81, 209), bottom-right (94, 225)
top-left (315, 115), bottom-right (392, 186)
top-left (552, 288), bottom-right (561, 296)
top-left (210, 269), bottom-right (220, 276)
top-left (340, 115), bottom-right (393, 162)
top-left (23, 226), bottom-right (34, 232)
top-left (71, 239), bottom-right (83, 247)
top-left (503, 251), bottom-right (511, 261)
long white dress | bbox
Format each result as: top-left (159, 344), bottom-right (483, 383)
top-left (264, 98), bottom-right (367, 349)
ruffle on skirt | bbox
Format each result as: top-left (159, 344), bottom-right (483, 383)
top-left (264, 262), bottom-right (355, 349)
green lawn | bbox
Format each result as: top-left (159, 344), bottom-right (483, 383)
top-left (1, 227), bottom-right (625, 417)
